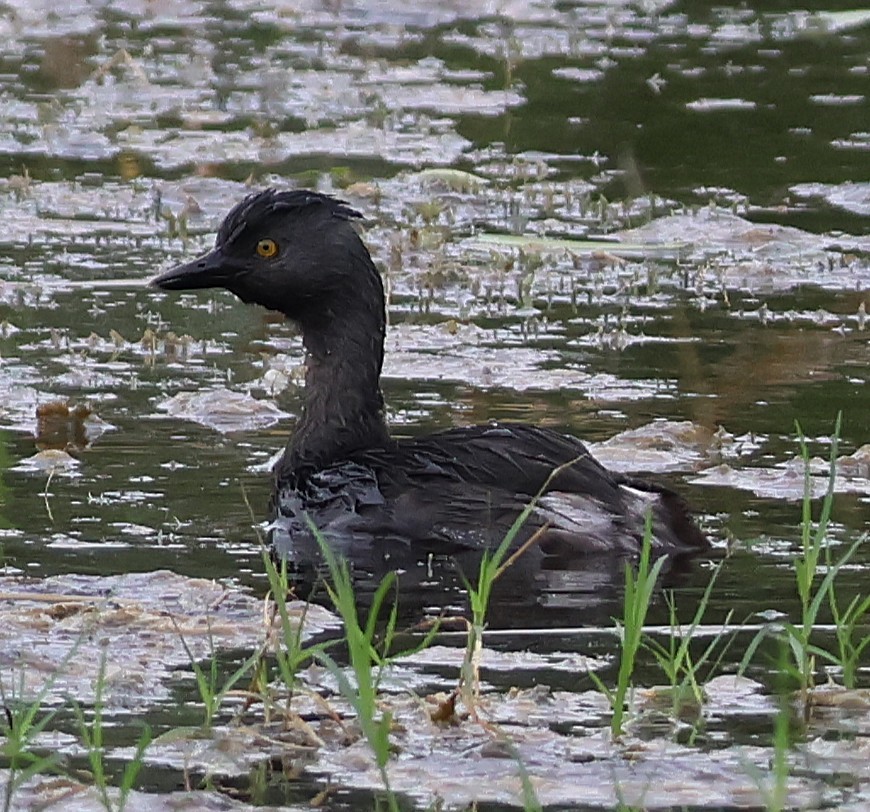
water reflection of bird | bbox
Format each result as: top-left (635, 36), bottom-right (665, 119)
top-left (151, 189), bottom-right (707, 582)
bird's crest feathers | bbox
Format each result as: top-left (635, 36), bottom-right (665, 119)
top-left (217, 189), bottom-right (361, 246)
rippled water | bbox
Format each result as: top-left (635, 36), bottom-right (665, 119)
top-left (0, 1), bottom-right (868, 809)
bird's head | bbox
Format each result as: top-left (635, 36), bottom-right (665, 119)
top-left (151, 189), bottom-right (374, 322)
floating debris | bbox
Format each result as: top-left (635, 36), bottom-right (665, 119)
top-left (590, 420), bottom-right (744, 473)
top-left (0, 771), bottom-right (259, 812)
top-left (35, 400), bottom-right (113, 450)
top-left (412, 168), bottom-right (491, 192)
top-left (0, 569), bottom-right (339, 705)
top-left (156, 388), bottom-right (290, 432)
top-left (12, 448), bottom-right (80, 475)
top-left (464, 232), bottom-right (687, 262)
top-left (691, 448), bottom-right (870, 499)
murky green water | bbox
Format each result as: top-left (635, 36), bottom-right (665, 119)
top-left (1, 1), bottom-right (869, 809)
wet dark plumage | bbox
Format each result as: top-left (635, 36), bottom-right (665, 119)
top-left (151, 189), bottom-right (707, 572)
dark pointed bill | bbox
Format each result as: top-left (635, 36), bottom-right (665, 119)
top-left (150, 248), bottom-right (227, 291)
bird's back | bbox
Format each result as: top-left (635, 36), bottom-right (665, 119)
top-left (269, 423), bottom-right (707, 573)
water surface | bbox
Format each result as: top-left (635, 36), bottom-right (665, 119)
top-left (0, 1), bottom-right (868, 809)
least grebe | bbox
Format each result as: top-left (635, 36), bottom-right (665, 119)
top-left (151, 189), bottom-right (707, 568)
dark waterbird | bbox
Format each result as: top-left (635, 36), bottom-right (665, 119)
top-left (151, 189), bottom-right (707, 579)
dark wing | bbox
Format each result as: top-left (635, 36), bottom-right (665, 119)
top-left (388, 423), bottom-right (625, 505)
top-left (370, 423), bottom-right (704, 554)
top-left (270, 423), bottom-right (706, 565)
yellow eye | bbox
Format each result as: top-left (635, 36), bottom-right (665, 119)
top-left (256, 238), bottom-right (278, 258)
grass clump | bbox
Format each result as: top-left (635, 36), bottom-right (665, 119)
top-left (69, 650), bottom-right (152, 812)
top-left (743, 645), bottom-right (796, 812)
top-left (1, 673), bottom-right (65, 812)
top-left (243, 487), bottom-right (333, 716)
top-left (174, 617), bottom-right (262, 731)
top-left (459, 458), bottom-right (583, 714)
top-left (642, 556), bottom-right (733, 718)
top-left (309, 517), bottom-right (438, 811)
top-left (2, 639), bottom-right (153, 812)
top-left (460, 511), bottom-right (549, 715)
top-left (826, 581), bottom-right (870, 689)
top-left (588, 514), bottom-right (667, 738)
top-left (740, 414), bottom-right (870, 702)
top-left (258, 549), bottom-right (332, 719)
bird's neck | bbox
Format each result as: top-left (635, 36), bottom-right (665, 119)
top-left (284, 275), bottom-right (390, 477)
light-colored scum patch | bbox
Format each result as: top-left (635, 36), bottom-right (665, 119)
top-left (691, 446), bottom-right (870, 499)
top-left (0, 770), bottom-right (262, 812)
top-left (0, 569), bottom-right (339, 705)
top-left (590, 420), bottom-right (756, 474)
top-left (156, 388), bottom-right (290, 433)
